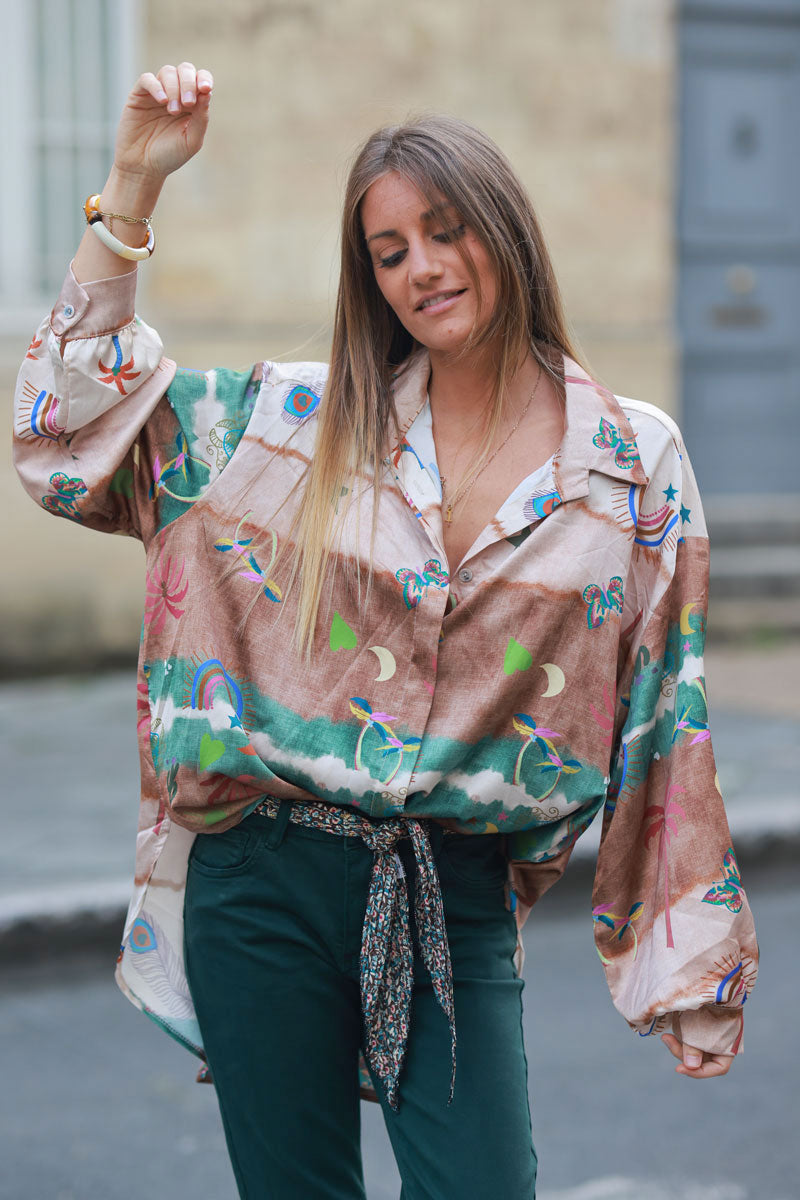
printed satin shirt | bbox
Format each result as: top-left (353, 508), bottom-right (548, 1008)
top-left (13, 264), bottom-right (757, 1077)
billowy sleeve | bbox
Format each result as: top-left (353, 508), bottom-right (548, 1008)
top-left (13, 263), bottom-right (261, 546)
top-left (592, 424), bottom-right (758, 1056)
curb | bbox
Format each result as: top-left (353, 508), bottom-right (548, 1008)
top-left (2, 812), bottom-right (798, 966)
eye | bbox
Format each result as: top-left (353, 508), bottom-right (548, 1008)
top-left (433, 222), bottom-right (466, 244)
top-left (377, 249), bottom-right (406, 269)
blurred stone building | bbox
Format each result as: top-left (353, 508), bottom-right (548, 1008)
top-left (2, 0), bottom-right (797, 672)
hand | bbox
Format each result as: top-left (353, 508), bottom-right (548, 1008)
top-left (113, 62), bottom-right (214, 182)
top-left (661, 1032), bottom-right (735, 1079)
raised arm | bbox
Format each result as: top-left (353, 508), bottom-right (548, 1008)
top-left (13, 65), bottom-right (259, 545)
top-left (72, 63), bottom-right (213, 283)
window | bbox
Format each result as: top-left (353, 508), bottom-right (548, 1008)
top-left (0, 0), bottom-right (138, 329)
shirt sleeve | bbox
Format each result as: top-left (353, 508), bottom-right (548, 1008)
top-left (13, 263), bottom-right (261, 546)
top-left (592, 425), bottom-right (758, 1057)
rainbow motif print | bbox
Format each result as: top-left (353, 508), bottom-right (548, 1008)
top-left (16, 380), bottom-right (65, 443)
top-left (185, 656), bottom-right (254, 731)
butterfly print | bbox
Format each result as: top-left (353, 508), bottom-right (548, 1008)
top-left (582, 576), bottom-right (624, 629)
top-left (702, 849), bottom-right (743, 914)
top-left (41, 471), bottom-right (88, 520)
top-left (593, 417), bottom-right (640, 469)
top-left (395, 559), bottom-right (449, 609)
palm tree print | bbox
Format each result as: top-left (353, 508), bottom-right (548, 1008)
top-left (644, 782), bottom-right (686, 949)
top-left (349, 697), bottom-right (398, 770)
top-left (97, 335), bottom-right (141, 395)
top-left (348, 697), bottom-right (420, 785)
top-left (512, 713), bottom-right (581, 797)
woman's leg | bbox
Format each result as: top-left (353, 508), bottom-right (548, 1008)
top-left (369, 832), bottom-right (537, 1200)
top-left (183, 806), bottom-right (369, 1200)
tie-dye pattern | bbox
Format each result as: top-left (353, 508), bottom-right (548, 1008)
top-left (12, 263), bottom-right (757, 1092)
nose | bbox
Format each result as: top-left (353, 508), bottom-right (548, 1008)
top-left (406, 236), bottom-right (444, 288)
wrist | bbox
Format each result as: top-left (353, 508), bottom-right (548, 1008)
top-left (102, 164), bottom-right (164, 218)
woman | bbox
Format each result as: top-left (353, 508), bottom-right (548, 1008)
top-left (14, 63), bottom-right (757, 1199)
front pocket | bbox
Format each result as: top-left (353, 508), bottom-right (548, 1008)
top-left (437, 834), bottom-right (508, 889)
top-left (188, 823), bottom-right (265, 875)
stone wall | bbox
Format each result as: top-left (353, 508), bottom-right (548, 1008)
top-left (1, 0), bottom-right (677, 672)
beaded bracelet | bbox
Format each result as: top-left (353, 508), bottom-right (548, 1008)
top-left (83, 194), bottom-right (155, 261)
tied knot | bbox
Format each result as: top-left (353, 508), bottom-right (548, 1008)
top-left (359, 816), bottom-right (456, 1110)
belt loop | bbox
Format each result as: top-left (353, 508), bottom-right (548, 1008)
top-left (426, 819), bottom-right (446, 859)
top-left (265, 798), bottom-right (293, 849)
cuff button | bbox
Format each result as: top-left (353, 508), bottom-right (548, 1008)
top-left (63, 304), bottom-right (75, 318)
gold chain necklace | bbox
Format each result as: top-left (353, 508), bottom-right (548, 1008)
top-left (439, 365), bottom-right (542, 523)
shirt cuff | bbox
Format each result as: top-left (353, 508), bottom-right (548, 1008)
top-left (671, 1006), bottom-right (745, 1057)
top-left (50, 261), bottom-right (138, 341)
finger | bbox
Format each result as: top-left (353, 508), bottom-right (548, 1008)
top-left (157, 65), bottom-right (181, 114)
top-left (177, 61), bottom-right (198, 107)
top-left (675, 1056), bottom-right (731, 1080)
top-left (681, 1041), bottom-right (704, 1071)
top-left (196, 68), bottom-right (214, 93)
top-left (660, 1033), bottom-right (684, 1062)
top-left (136, 71), bottom-right (168, 104)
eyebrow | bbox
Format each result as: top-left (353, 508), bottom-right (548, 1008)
top-left (365, 203), bottom-right (457, 245)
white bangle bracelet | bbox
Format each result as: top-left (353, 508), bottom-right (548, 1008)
top-left (87, 213), bottom-right (155, 261)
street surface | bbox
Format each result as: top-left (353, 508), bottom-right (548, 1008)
top-left (1, 863), bottom-right (796, 1200)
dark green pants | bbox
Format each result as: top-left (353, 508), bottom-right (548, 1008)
top-left (183, 803), bottom-right (537, 1199)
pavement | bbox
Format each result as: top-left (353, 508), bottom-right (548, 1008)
top-left (1, 638), bottom-right (798, 961)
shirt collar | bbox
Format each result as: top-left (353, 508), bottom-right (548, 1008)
top-left (389, 346), bottom-right (650, 509)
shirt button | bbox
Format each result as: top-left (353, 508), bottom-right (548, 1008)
top-left (63, 303), bottom-right (75, 318)
top-left (458, 568), bottom-right (473, 583)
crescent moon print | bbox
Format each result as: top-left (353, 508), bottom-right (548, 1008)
top-left (368, 645), bottom-right (397, 682)
top-left (680, 601), bottom-right (704, 636)
top-left (539, 662), bottom-right (565, 698)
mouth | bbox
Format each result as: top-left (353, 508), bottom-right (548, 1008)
top-left (415, 289), bottom-right (467, 314)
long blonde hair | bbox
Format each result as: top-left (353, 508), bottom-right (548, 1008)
top-left (261, 113), bottom-right (590, 658)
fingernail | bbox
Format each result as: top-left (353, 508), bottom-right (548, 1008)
top-left (686, 1053), bottom-right (702, 1068)
top-left (156, 88), bottom-right (167, 101)
top-left (167, 100), bottom-right (180, 114)
top-left (181, 91), bottom-right (194, 104)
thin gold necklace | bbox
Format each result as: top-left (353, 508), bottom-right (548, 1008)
top-left (439, 365), bottom-right (542, 524)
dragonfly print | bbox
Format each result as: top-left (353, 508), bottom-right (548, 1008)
top-left (643, 782), bottom-right (686, 949)
top-left (592, 900), bottom-right (645, 963)
top-left (150, 432), bottom-right (210, 504)
top-left (214, 511), bottom-right (282, 604)
top-left (348, 697), bottom-right (421, 785)
top-left (511, 714), bottom-right (581, 798)
top-left (672, 677), bottom-right (710, 745)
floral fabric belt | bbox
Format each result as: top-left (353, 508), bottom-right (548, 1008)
top-left (252, 793), bottom-right (457, 1110)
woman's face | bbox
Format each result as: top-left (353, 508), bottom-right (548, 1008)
top-left (360, 171), bottom-right (498, 359)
